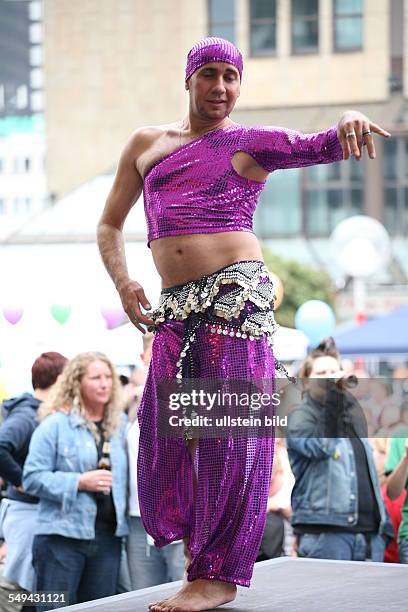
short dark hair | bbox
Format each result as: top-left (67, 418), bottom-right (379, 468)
top-left (31, 352), bottom-right (68, 390)
top-left (299, 337), bottom-right (340, 379)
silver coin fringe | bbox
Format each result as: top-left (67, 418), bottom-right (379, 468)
top-left (151, 261), bottom-right (280, 384)
top-left (152, 262), bottom-right (297, 440)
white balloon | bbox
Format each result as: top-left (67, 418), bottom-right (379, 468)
top-left (340, 238), bottom-right (381, 277)
top-left (330, 215), bottom-right (390, 278)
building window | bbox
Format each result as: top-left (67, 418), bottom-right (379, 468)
top-left (16, 85), bottom-right (29, 110)
top-left (304, 157), bottom-right (364, 236)
top-left (12, 197), bottom-right (31, 215)
top-left (383, 137), bottom-right (408, 236)
top-left (30, 68), bottom-right (44, 89)
top-left (29, 22), bottom-right (43, 44)
top-left (29, 45), bottom-right (43, 67)
top-left (254, 168), bottom-right (302, 237)
top-left (249, 0), bottom-right (277, 56)
top-left (29, 1), bottom-right (42, 21)
top-left (30, 90), bottom-right (43, 112)
top-left (390, 0), bottom-right (403, 91)
top-left (292, 0), bottom-right (319, 54)
top-left (208, 0), bottom-right (235, 44)
top-left (333, 0), bottom-right (363, 51)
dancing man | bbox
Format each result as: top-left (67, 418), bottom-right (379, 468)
top-left (97, 37), bottom-right (390, 612)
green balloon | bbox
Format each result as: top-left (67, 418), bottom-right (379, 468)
top-left (51, 304), bottom-right (71, 325)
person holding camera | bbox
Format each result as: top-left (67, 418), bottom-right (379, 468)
top-left (23, 352), bottom-right (128, 610)
top-left (286, 338), bottom-right (392, 561)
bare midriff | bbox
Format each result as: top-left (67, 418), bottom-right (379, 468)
top-left (150, 231), bottom-right (263, 288)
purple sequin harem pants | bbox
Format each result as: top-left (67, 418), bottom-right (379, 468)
top-left (137, 266), bottom-right (276, 587)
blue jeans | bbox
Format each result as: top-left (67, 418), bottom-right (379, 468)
top-left (398, 538), bottom-right (408, 563)
top-left (126, 516), bottom-right (185, 589)
top-left (32, 531), bottom-right (122, 610)
top-left (297, 531), bottom-right (385, 562)
top-left (117, 539), bottom-right (132, 593)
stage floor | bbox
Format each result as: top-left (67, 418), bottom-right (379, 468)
top-left (61, 557), bottom-right (408, 612)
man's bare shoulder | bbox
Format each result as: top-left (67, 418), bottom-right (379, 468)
top-left (129, 123), bottom-right (181, 151)
top-left (127, 123), bottom-right (182, 178)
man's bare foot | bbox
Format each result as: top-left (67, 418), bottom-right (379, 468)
top-left (148, 579), bottom-right (237, 611)
top-left (149, 537), bottom-right (193, 610)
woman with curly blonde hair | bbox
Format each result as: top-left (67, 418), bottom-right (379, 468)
top-left (23, 352), bottom-right (128, 610)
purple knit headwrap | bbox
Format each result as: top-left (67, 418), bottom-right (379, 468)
top-left (185, 37), bottom-right (243, 82)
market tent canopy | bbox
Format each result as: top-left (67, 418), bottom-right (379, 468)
top-left (334, 306), bottom-right (408, 355)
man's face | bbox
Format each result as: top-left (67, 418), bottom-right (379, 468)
top-left (186, 62), bottom-right (240, 120)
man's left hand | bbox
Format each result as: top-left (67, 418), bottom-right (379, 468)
top-left (337, 110), bottom-right (391, 161)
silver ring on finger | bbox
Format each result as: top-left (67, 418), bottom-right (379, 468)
top-left (362, 130), bottom-right (372, 136)
top-left (346, 132), bottom-right (356, 138)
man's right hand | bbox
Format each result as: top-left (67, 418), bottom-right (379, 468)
top-left (78, 470), bottom-right (113, 494)
top-left (118, 278), bottom-right (155, 334)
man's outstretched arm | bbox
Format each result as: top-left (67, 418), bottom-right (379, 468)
top-left (97, 132), bottom-right (153, 334)
top-left (239, 110), bottom-right (391, 173)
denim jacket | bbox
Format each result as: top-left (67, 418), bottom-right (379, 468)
top-left (286, 394), bottom-right (393, 538)
top-left (23, 410), bottom-right (128, 539)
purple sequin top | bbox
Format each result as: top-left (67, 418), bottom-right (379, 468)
top-left (143, 124), bottom-right (343, 245)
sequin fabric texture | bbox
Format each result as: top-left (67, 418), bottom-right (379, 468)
top-left (138, 261), bottom-right (277, 587)
top-left (143, 123), bottom-right (343, 245)
top-left (153, 260), bottom-right (280, 390)
top-left (139, 126), bottom-right (343, 586)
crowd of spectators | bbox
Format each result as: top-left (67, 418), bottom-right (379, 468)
top-left (0, 340), bottom-right (407, 610)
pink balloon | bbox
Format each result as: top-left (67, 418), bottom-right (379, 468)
top-left (101, 307), bottom-right (126, 330)
top-left (3, 307), bottom-right (24, 325)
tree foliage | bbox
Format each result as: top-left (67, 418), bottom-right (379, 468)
top-left (262, 247), bottom-right (335, 328)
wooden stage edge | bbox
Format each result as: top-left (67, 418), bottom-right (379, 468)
top-left (61, 557), bottom-right (408, 612)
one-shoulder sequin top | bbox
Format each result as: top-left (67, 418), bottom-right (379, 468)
top-left (143, 123), bottom-right (343, 245)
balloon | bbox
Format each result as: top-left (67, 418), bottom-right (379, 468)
top-left (331, 215), bottom-right (390, 278)
top-left (295, 300), bottom-right (336, 346)
top-left (3, 307), bottom-right (23, 325)
top-left (268, 272), bottom-right (284, 310)
top-left (51, 304), bottom-right (71, 325)
top-left (101, 307), bottom-right (126, 330)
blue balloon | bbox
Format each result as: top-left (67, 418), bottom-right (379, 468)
top-left (295, 300), bottom-right (336, 346)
